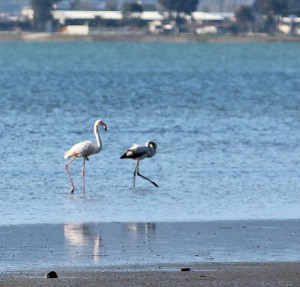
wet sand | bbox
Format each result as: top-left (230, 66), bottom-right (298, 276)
top-left (0, 220), bottom-right (300, 286)
top-left (1, 220), bottom-right (300, 270)
top-left (1, 262), bottom-right (300, 287)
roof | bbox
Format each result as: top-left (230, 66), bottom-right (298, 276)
top-left (53, 10), bottom-right (164, 21)
top-left (53, 10), bottom-right (123, 21)
top-left (192, 11), bottom-right (234, 21)
top-left (140, 11), bottom-right (163, 21)
top-left (53, 10), bottom-right (236, 23)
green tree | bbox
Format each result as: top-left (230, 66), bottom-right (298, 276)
top-left (253, 0), bottom-right (289, 34)
top-left (253, 0), bottom-right (288, 15)
top-left (288, 0), bottom-right (300, 16)
top-left (158, 0), bottom-right (198, 30)
top-left (30, 0), bottom-right (60, 30)
top-left (143, 4), bottom-right (157, 11)
top-left (70, 0), bottom-right (92, 10)
top-left (122, 2), bottom-right (144, 27)
top-left (158, 0), bottom-right (199, 15)
top-left (104, 0), bottom-right (119, 11)
top-left (122, 2), bottom-right (143, 13)
top-left (235, 5), bottom-right (255, 32)
top-left (264, 11), bottom-right (277, 34)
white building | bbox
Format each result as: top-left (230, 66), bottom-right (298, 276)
top-left (52, 10), bottom-right (163, 25)
top-left (53, 10), bottom-right (122, 24)
top-left (192, 11), bottom-right (234, 22)
top-left (20, 7), bottom-right (34, 20)
top-left (278, 16), bottom-right (300, 35)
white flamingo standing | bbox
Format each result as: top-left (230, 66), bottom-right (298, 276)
top-left (120, 141), bottom-right (158, 188)
top-left (64, 119), bottom-right (107, 193)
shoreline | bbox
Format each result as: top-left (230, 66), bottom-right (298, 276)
top-left (1, 220), bottom-right (300, 286)
top-left (0, 31), bottom-right (300, 43)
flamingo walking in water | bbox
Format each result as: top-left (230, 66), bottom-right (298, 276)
top-left (64, 119), bottom-right (107, 193)
top-left (120, 141), bottom-right (158, 188)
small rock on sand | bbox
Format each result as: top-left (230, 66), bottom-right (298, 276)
top-left (45, 271), bottom-right (58, 278)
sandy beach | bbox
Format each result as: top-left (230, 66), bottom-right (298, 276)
top-left (0, 220), bottom-right (300, 286)
top-left (0, 262), bottom-right (300, 287)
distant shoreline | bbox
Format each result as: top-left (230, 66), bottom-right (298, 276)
top-left (0, 31), bottom-right (300, 43)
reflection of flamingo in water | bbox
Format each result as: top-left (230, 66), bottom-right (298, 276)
top-left (64, 119), bottom-right (107, 193)
top-left (120, 141), bottom-right (158, 188)
top-left (64, 223), bottom-right (101, 263)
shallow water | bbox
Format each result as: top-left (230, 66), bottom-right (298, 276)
top-left (1, 220), bottom-right (300, 271)
top-left (0, 42), bottom-right (300, 225)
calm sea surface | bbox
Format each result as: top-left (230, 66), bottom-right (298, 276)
top-left (0, 42), bottom-right (299, 226)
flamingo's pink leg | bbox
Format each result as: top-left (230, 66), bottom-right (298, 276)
top-left (65, 157), bottom-right (76, 193)
top-left (82, 158), bottom-right (86, 193)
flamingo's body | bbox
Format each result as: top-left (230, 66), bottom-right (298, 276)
top-left (120, 141), bottom-right (158, 187)
top-left (64, 119), bottom-right (107, 193)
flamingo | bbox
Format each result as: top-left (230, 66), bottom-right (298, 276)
top-left (120, 141), bottom-right (158, 188)
top-left (64, 119), bottom-right (107, 193)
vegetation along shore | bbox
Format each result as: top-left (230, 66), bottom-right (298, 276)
top-left (1, 31), bottom-right (300, 43)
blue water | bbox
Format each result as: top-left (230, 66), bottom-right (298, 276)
top-left (0, 42), bottom-right (300, 226)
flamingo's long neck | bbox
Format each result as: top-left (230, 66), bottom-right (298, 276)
top-left (94, 124), bottom-right (102, 152)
